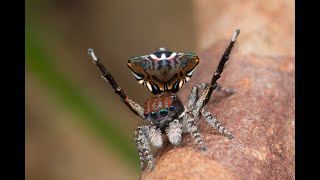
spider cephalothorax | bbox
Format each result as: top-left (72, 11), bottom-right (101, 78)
top-left (88, 29), bottom-right (240, 171)
top-left (144, 92), bottom-right (184, 131)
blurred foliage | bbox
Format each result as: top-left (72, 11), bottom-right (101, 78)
top-left (26, 22), bottom-right (139, 168)
top-left (26, 0), bottom-right (195, 179)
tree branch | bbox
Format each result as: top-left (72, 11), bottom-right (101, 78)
top-left (141, 1), bottom-right (294, 179)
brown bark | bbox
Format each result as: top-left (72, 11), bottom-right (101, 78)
top-left (141, 1), bottom-right (294, 179)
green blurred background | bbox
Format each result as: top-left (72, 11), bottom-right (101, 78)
top-left (26, 0), bottom-right (196, 179)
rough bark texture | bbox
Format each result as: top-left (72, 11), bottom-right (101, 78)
top-left (141, 1), bottom-right (294, 179)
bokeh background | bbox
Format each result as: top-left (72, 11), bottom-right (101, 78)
top-left (26, 1), bottom-right (197, 179)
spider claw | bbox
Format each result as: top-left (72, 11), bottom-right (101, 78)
top-left (149, 164), bottom-right (155, 171)
top-left (225, 90), bottom-right (235, 97)
top-left (224, 89), bottom-right (236, 96)
top-left (229, 89), bottom-right (236, 95)
top-left (88, 48), bottom-right (93, 54)
top-left (226, 132), bottom-right (234, 139)
top-left (200, 144), bottom-right (208, 152)
top-left (88, 48), bottom-right (98, 61)
top-left (141, 163), bottom-right (146, 171)
top-left (232, 29), bottom-right (240, 42)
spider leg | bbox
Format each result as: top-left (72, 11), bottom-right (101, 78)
top-left (184, 112), bottom-right (207, 151)
top-left (193, 29), bottom-right (240, 119)
top-left (210, 29), bottom-right (240, 88)
top-left (201, 108), bottom-right (234, 139)
top-left (88, 48), bottom-right (145, 119)
top-left (135, 139), bottom-right (146, 170)
top-left (188, 83), bottom-right (208, 110)
top-left (135, 125), bottom-right (155, 171)
top-left (188, 83), bottom-right (234, 113)
top-left (216, 83), bottom-right (235, 95)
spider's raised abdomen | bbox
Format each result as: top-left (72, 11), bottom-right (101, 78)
top-left (144, 92), bottom-right (184, 130)
top-left (128, 49), bottom-right (199, 94)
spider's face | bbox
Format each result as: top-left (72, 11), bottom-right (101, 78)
top-left (128, 48), bottom-right (199, 94)
top-left (144, 93), bottom-right (184, 129)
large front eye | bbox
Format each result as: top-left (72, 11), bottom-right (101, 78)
top-left (168, 106), bottom-right (175, 111)
top-left (159, 109), bottom-right (168, 117)
top-left (150, 112), bottom-right (158, 119)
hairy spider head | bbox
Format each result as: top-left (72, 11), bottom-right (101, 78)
top-left (144, 92), bottom-right (184, 131)
top-left (128, 48), bottom-right (199, 94)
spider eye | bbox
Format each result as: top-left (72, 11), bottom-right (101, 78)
top-left (159, 109), bottom-right (168, 117)
top-left (169, 106), bottom-right (175, 111)
top-left (150, 112), bottom-right (158, 119)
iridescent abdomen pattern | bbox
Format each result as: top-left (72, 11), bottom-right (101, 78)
top-left (128, 50), bottom-right (199, 94)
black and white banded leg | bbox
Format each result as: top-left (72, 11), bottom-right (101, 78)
top-left (184, 112), bottom-right (207, 151)
top-left (88, 48), bottom-right (146, 119)
top-left (216, 84), bottom-right (235, 95)
top-left (200, 108), bottom-right (234, 139)
top-left (189, 83), bottom-right (234, 112)
top-left (135, 139), bottom-right (146, 170)
top-left (193, 29), bottom-right (240, 119)
top-left (134, 125), bottom-right (155, 171)
top-left (188, 83), bottom-right (208, 110)
top-left (188, 83), bottom-right (234, 110)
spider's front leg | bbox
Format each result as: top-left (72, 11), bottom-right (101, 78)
top-left (193, 29), bottom-right (240, 119)
top-left (88, 48), bottom-right (145, 119)
top-left (187, 29), bottom-right (239, 143)
top-left (88, 49), bottom-right (159, 170)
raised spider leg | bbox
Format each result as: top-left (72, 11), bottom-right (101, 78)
top-left (135, 125), bottom-right (155, 171)
top-left (88, 48), bottom-right (145, 119)
top-left (88, 49), bottom-right (154, 170)
top-left (210, 29), bottom-right (240, 86)
top-left (186, 29), bottom-right (239, 143)
top-left (200, 108), bottom-right (234, 139)
top-left (193, 29), bottom-right (240, 119)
